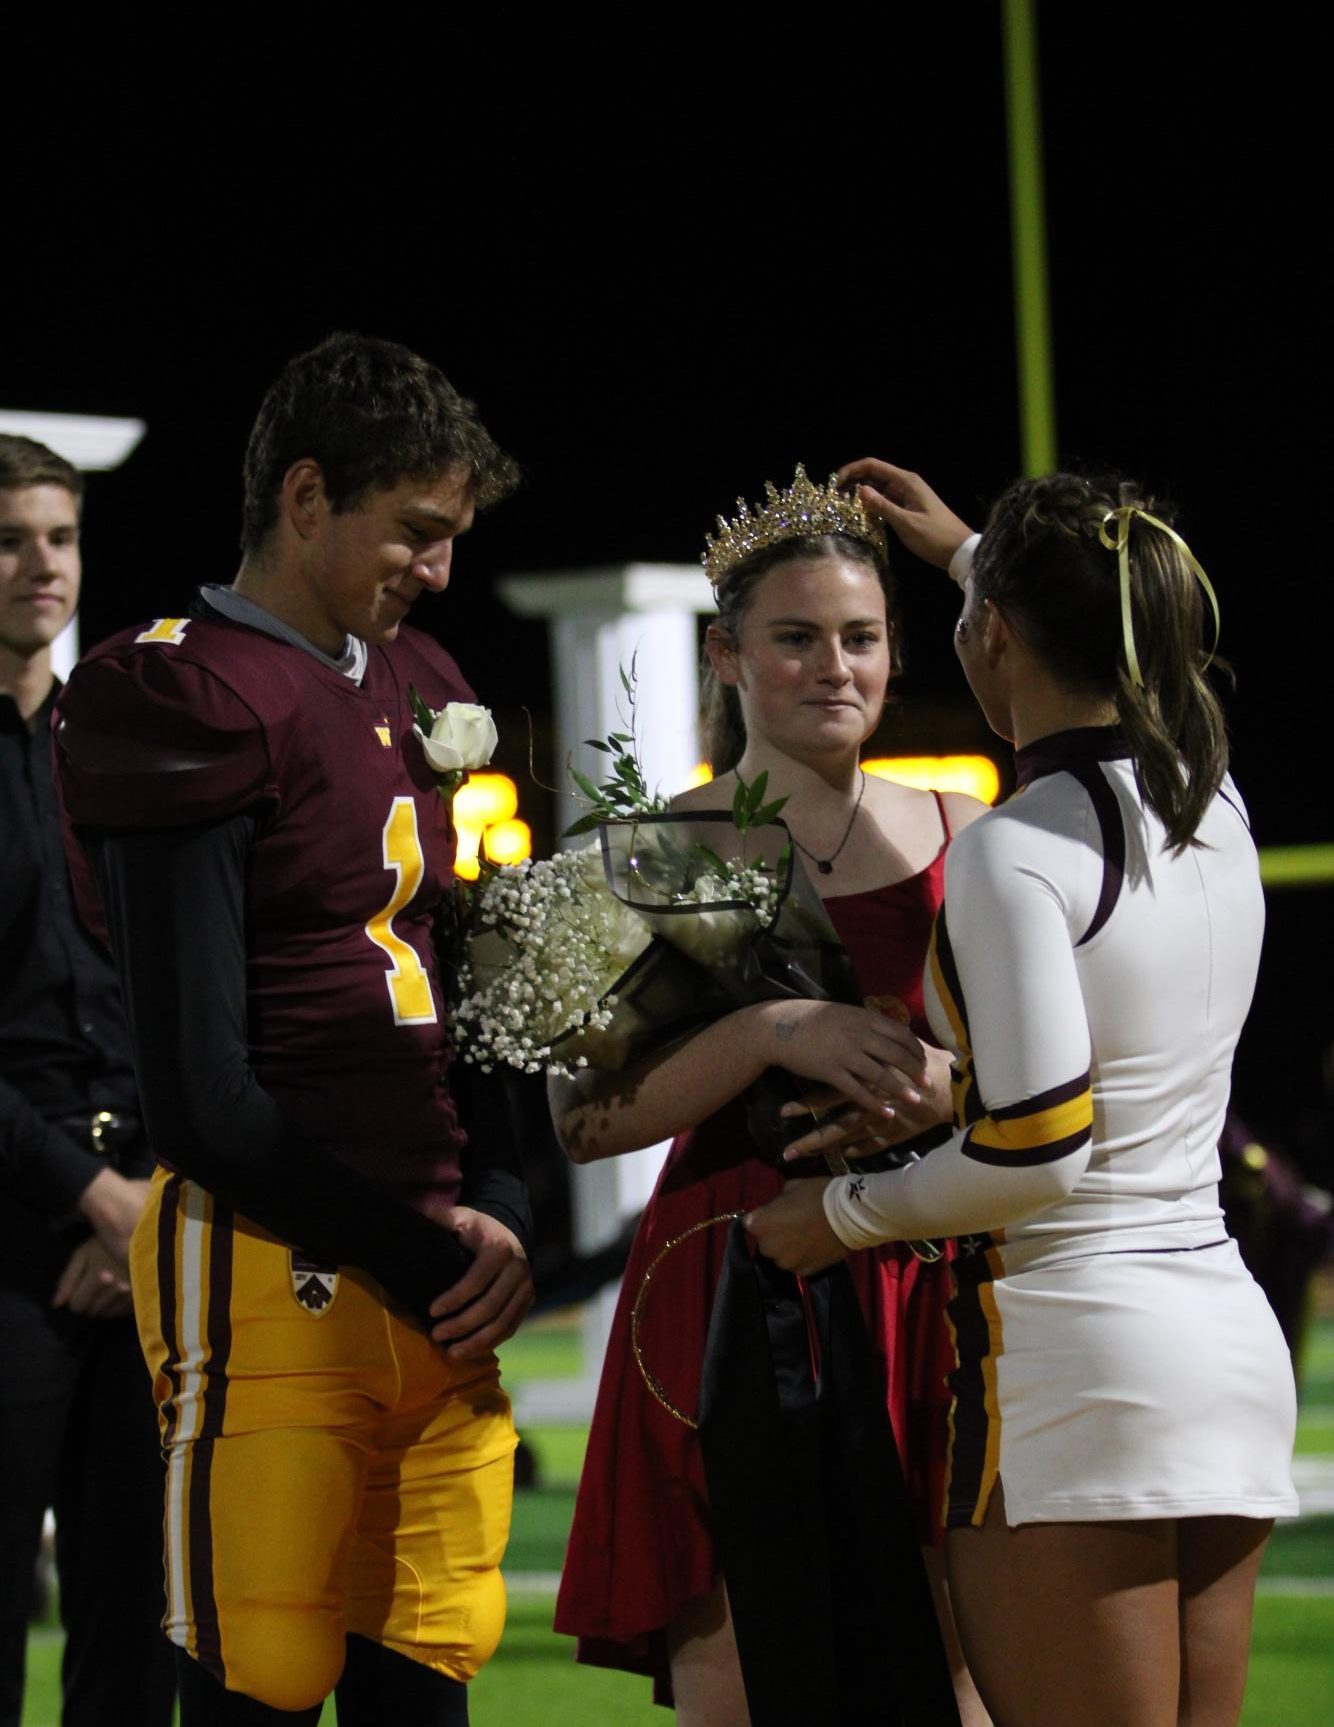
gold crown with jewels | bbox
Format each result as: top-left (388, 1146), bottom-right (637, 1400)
top-left (702, 463), bottom-right (887, 588)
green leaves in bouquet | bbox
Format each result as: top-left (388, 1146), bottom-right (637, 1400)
top-left (731, 768), bottom-right (788, 835)
top-left (563, 652), bottom-right (670, 837)
top-left (563, 654), bottom-right (792, 842)
top-left (720, 772), bottom-right (791, 905)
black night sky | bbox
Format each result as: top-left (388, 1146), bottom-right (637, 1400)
top-left (5, 10), bottom-right (1327, 1173)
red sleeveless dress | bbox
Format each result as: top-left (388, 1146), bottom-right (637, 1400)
top-left (553, 827), bottom-right (956, 1703)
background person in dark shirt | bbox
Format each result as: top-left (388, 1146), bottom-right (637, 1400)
top-left (0, 434), bottom-right (175, 1727)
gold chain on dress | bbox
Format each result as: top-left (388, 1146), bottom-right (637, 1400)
top-left (630, 1212), bottom-right (745, 1429)
top-left (631, 1148), bottom-right (944, 1431)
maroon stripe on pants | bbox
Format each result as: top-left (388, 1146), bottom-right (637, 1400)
top-left (187, 1197), bottom-right (234, 1686)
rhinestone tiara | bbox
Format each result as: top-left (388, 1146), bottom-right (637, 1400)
top-left (702, 463), bottom-right (887, 588)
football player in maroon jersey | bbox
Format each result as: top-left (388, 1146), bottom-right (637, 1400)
top-left (56, 334), bottom-right (532, 1726)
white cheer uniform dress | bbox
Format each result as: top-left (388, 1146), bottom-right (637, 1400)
top-left (824, 723), bottom-right (1299, 1528)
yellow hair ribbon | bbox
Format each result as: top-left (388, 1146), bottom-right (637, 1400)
top-left (1097, 506), bottom-right (1221, 689)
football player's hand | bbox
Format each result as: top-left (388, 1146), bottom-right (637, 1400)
top-left (835, 458), bottom-right (975, 570)
top-left (428, 1207), bottom-right (535, 1360)
top-left (53, 1238), bottom-right (134, 1318)
top-left (745, 1178), bottom-right (848, 1277)
top-left (77, 1169), bottom-right (151, 1264)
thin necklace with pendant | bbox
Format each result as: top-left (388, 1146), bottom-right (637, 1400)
top-left (788, 769), bottom-right (866, 875)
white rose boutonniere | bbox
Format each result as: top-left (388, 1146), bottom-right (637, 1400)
top-left (409, 687), bottom-right (498, 801)
top-left (421, 702), bottom-right (497, 774)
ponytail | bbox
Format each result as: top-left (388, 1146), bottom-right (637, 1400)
top-left (1110, 512), bottom-right (1230, 850)
top-left (973, 473), bottom-right (1230, 851)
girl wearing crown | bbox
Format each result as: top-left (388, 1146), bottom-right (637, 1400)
top-left (551, 469), bottom-right (990, 1725)
top-left (748, 460), bottom-right (1298, 1727)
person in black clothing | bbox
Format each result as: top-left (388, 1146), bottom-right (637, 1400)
top-left (0, 434), bottom-right (175, 1727)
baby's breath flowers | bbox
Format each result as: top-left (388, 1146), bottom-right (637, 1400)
top-left (450, 843), bottom-right (787, 1075)
top-left (447, 661), bottom-right (793, 1076)
top-left (452, 849), bottom-right (652, 1075)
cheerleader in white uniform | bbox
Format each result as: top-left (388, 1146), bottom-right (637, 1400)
top-left (749, 461), bottom-right (1297, 1727)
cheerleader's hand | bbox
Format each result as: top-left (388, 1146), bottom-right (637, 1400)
top-left (779, 1095), bottom-right (904, 1163)
top-left (745, 1178), bottom-right (847, 1276)
top-left (836, 458), bottom-right (975, 570)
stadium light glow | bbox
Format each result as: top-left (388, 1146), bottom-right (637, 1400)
top-left (863, 755), bottom-right (1001, 804)
top-left (684, 756), bottom-right (1001, 804)
top-left (483, 819), bottom-right (533, 866)
top-left (454, 827), bottom-right (483, 880)
top-left (452, 774), bottom-right (531, 880)
top-left (454, 774), bottom-right (519, 827)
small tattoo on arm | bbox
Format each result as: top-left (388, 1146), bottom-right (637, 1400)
top-left (774, 1019), bottom-right (799, 1042)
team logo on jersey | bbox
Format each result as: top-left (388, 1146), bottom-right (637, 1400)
top-left (290, 1253), bottom-right (339, 1314)
top-left (134, 617), bottom-right (191, 646)
top-left (374, 716), bottom-right (393, 747)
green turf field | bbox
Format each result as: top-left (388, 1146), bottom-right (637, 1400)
top-left (21, 1299), bottom-right (1334, 1725)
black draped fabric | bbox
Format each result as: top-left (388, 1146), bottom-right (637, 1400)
top-left (698, 1224), bottom-right (960, 1727)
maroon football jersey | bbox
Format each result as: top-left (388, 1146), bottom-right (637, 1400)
top-left (57, 610), bottom-right (474, 1212)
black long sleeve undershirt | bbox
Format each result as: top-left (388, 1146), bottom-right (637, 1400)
top-left (451, 1063), bottom-right (533, 1250)
top-left (88, 815), bottom-right (482, 1327)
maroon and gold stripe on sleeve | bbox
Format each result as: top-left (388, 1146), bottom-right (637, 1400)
top-left (962, 1072), bottom-right (1093, 1167)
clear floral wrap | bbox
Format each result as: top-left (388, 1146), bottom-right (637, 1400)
top-left (451, 811), bottom-right (861, 1143)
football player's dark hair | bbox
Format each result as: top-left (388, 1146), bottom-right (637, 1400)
top-left (240, 332), bottom-right (519, 553)
top-left (0, 434), bottom-right (84, 506)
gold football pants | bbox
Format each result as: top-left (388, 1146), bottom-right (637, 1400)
top-left (130, 1169), bottom-right (516, 1713)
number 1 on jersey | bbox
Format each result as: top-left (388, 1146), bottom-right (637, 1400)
top-left (367, 797), bottom-right (438, 1026)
